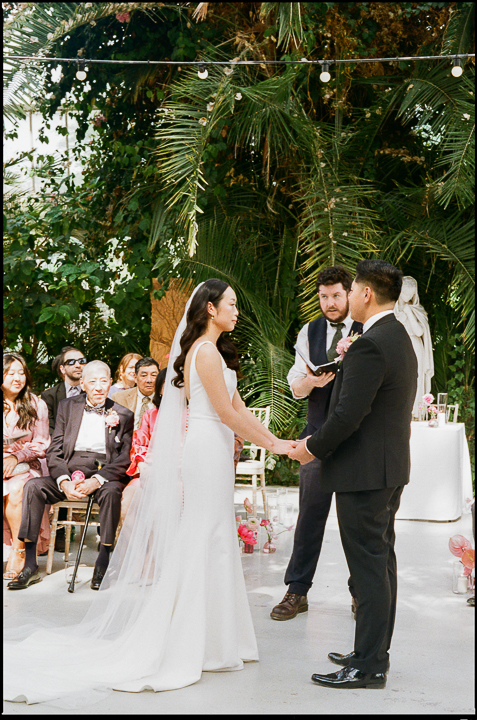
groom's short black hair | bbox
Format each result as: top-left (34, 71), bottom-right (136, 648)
top-left (315, 265), bottom-right (353, 293)
top-left (355, 260), bottom-right (402, 304)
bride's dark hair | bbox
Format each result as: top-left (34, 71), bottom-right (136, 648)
top-left (172, 279), bottom-right (241, 388)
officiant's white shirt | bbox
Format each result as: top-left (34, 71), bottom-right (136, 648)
top-left (287, 314), bottom-right (354, 399)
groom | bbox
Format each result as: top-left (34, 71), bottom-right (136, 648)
top-left (289, 259), bottom-right (417, 689)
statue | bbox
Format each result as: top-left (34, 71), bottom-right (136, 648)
top-left (394, 276), bottom-right (434, 419)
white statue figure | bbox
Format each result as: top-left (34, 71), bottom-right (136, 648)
top-left (394, 276), bottom-right (434, 419)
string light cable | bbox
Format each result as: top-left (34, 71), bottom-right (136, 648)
top-left (3, 52), bottom-right (475, 82)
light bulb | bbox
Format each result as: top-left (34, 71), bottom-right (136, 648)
top-left (76, 59), bottom-right (87, 81)
top-left (320, 63), bottom-right (331, 83)
top-left (451, 59), bottom-right (463, 77)
top-left (197, 64), bottom-right (208, 80)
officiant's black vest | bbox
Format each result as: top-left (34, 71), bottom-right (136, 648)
top-left (300, 317), bottom-right (363, 438)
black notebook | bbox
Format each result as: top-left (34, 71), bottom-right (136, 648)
top-left (294, 345), bottom-right (339, 377)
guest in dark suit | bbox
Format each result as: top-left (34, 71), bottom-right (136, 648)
top-left (41, 346), bottom-right (87, 551)
top-left (271, 266), bottom-right (362, 621)
top-left (290, 259), bottom-right (417, 690)
top-left (8, 360), bottom-right (134, 591)
top-left (41, 346), bottom-right (86, 436)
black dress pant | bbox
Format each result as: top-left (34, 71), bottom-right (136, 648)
top-left (284, 457), bottom-right (334, 595)
top-left (19, 452), bottom-right (126, 547)
top-left (335, 484), bottom-right (404, 674)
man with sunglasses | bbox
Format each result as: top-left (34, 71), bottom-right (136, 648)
top-left (41, 347), bottom-right (86, 551)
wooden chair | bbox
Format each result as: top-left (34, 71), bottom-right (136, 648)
top-left (235, 406), bottom-right (270, 518)
top-left (446, 404), bottom-right (459, 423)
top-left (46, 500), bottom-right (101, 574)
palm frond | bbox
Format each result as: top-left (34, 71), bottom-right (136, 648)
top-left (259, 2), bottom-right (304, 49)
top-left (441, 2), bottom-right (475, 56)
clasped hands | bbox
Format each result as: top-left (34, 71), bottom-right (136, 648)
top-left (270, 436), bottom-right (315, 465)
top-left (60, 475), bottom-right (101, 500)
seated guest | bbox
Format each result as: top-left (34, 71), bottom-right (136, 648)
top-left (3, 353), bottom-right (51, 580)
top-left (41, 346), bottom-right (86, 551)
top-left (113, 357), bottom-right (159, 431)
top-left (8, 360), bottom-right (134, 591)
top-left (108, 352), bottom-right (143, 399)
top-left (120, 369), bottom-right (167, 524)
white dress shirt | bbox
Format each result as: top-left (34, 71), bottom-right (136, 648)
top-left (287, 314), bottom-right (354, 399)
top-left (134, 389), bottom-right (154, 431)
top-left (56, 401), bottom-right (108, 490)
top-left (362, 309), bottom-right (395, 333)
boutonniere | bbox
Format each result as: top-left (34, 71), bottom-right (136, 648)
top-left (104, 409), bottom-right (120, 433)
top-left (336, 333), bottom-right (360, 362)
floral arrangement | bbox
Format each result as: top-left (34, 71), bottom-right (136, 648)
top-left (104, 409), bottom-right (120, 433)
top-left (260, 518), bottom-right (294, 553)
top-left (449, 535), bottom-right (475, 576)
top-left (419, 393), bottom-right (438, 420)
top-left (236, 517), bottom-right (259, 546)
top-left (336, 333), bottom-right (360, 361)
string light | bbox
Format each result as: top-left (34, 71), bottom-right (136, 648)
top-left (319, 62), bottom-right (331, 83)
top-left (451, 58), bottom-right (463, 77)
top-left (75, 59), bottom-right (87, 81)
top-left (197, 63), bottom-right (208, 80)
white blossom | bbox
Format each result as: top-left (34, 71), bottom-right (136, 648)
top-left (223, 67), bottom-right (233, 76)
top-left (206, 102), bottom-right (214, 112)
top-left (463, 113), bottom-right (470, 120)
top-left (198, 117), bottom-right (208, 126)
top-left (235, 92), bottom-right (242, 100)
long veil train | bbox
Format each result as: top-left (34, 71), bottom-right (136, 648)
top-left (4, 282), bottom-right (207, 706)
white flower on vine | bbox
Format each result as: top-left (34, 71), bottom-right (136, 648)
top-left (206, 102), bottom-right (214, 112)
top-left (198, 117), bottom-right (208, 126)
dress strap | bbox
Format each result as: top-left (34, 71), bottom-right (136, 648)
top-left (191, 340), bottom-right (216, 372)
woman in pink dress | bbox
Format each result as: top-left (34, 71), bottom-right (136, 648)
top-left (3, 353), bottom-right (51, 580)
top-left (120, 368), bottom-right (167, 524)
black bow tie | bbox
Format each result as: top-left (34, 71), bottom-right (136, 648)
top-left (84, 404), bottom-right (105, 415)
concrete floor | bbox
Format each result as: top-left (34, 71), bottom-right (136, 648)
top-left (3, 487), bottom-right (475, 716)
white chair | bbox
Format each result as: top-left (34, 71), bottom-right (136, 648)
top-left (446, 404), bottom-right (459, 423)
top-left (235, 406), bottom-right (270, 518)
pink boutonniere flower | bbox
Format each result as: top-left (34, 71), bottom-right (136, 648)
top-left (336, 333), bottom-right (360, 361)
top-left (104, 410), bottom-right (120, 433)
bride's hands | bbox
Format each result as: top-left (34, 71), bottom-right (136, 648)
top-left (270, 438), bottom-right (297, 455)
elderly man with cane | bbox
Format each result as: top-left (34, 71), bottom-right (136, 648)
top-left (8, 360), bottom-right (134, 591)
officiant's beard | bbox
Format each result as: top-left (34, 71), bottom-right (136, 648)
top-left (322, 300), bottom-right (349, 324)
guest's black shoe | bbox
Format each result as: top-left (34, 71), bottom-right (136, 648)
top-left (328, 651), bottom-right (390, 671)
top-left (311, 666), bottom-right (387, 689)
top-left (90, 565), bottom-right (107, 590)
top-left (467, 596), bottom-right (475, 606)
top-left (7, 566), bottom-right (42, 590)
top-left (54, 528), bottom-right (66, 553)
top-left (351, 596), bottom-right (358, 620)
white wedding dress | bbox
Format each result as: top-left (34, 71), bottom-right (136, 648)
top-left (3, 339), bottom-right (258, 706)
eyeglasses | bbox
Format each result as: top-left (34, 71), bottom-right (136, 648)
top-left (63, 358), bottom-right (87, 366)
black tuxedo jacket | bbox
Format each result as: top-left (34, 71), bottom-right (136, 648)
top-left (41, 382), bottom-right (67, 436)
top-left (302, 316), bottom-right (363, 436)
top-left (46, 395), bottom-right (134, 483)
top-left (306, 314), bottom-right (417, 493)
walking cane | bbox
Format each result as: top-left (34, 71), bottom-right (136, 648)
top-left (67, 459), bottom-right (102, 593)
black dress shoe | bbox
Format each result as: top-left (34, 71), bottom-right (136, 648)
top-left (7, 566), bottom-right (42, 590)
top-left (90, 565), bottom-right (107, 590)
top-left (54, 528), bottom-right (66, 553)
top-left (467, 596), bottom-right (475, 606)
top-left (311, 666), bottom-right (387, 689)
top-left (328, 651), bottom-right (390, 671)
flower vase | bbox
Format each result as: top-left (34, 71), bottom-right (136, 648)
top-left (243, 542), bottom-right (254, 554)
top-left (453, 561), bottom-right (469, 594)
top-left (428, 418), bottom-right (439, 428)
top-left (263, 541), bottom-right (276, 554)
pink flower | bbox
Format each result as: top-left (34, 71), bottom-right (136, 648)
top-left (237, 523), bottom-right (257, 544)
top-left (422, 393), bottom-right (434, 405)
top-left (244, 498), bottom-right (253, 513)
top-left (236, 515), bottom-right (242, 522)
top-left (93, 114), bottom-right (106, 127)
top-left (260, 519), bottom-right (270, 527)
top-left (336, 333), bottom-right (359, 361)
top-left (449, 534), bottom-right (472, 558)
top-left (71, 470), bottom-right (85, 483)
top-left (116, 11), bottom-right (130, 22)
top-left (105, 410), bottom-right (120, 433)
top-left (461, 547), bottom-right (475, 571)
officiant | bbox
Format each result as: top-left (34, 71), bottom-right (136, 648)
top-left (270, 265), bottom-right (362, 621)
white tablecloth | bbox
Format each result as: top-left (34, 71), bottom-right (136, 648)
top-left (396, 422), bottom-right (474, 522)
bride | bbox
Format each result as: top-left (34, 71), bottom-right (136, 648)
top-left (4, 279), bottom-right (295, 706)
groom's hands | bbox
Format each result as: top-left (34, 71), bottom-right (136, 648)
top-left (271, 438), bottom-right (298, 455)
top-left (288, 437), bottom-right (315, 465)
